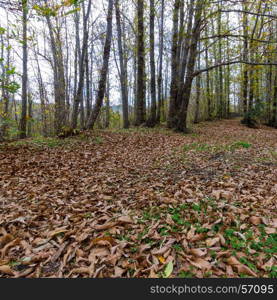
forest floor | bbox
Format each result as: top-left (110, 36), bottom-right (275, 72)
top-left (0, 119), bottom-right (276, 278)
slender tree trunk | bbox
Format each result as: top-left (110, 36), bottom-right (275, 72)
top-left (205, 25), bottom-right (212, 120)
top-left (87, 0), bottom-right (113, 129)
top-left (146, 0), bottom-right (157, 127)
top-left (175, 0), bottom-right (204, 132)
top-left (157, 0), bottom-right (164, 124)
top-left (217, 0), bottom-right (224, 119)
top-left (174, 0), bottom-right (195, 125)
top-left (241, 0), bottom-right (248, 123)
top-left (135, 0), bottom-right (146, 126)
top-left (194, 46), bottom-right (201, 123)
top-left (167, 0), bottom-right (180, 128)
top-left (0, 26), bottom-right (11, 140)
top-left (71, 0), bottom-right (92, 129)
top-left (271, 71), bottom-right (277, 127)
top-left (115, 0), bottom-right (129, 128)
top-left (27, 93), bottom-right (32, 137)
top-left (19, 0), bottom-right (28, 138)
top-left (85, 49), bottom-right (91, 122)
top-left (105, 74), bottom-right (110, 128)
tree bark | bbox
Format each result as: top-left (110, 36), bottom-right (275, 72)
top-left (157, 0), bottom-right (164, 124)
top-left (19, 0), bottom-right (28, 139)
top-left (167, 0), bottom-right (180, 129)
top-left (146, 0), bottom-right (157, 127)
top-left (134, 0), bottom-right (146, 126)
top-left (115, 0), bottom-right (129, 128)
top-left (86, 0), bottom-right (113, 129)
top-left (175, 0), bottom-right (204, 132)
top-left (71, 0), bottom-right (92, 129)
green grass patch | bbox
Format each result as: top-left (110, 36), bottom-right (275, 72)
top-left (230, 141), bottom-right (252, 149)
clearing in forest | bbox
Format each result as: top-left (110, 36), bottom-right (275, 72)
top-left (0, 119), bottom-right (276, 278)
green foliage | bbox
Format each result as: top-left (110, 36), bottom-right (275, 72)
top-left (162, 261), bottom-right (173, 278)
top-left (183, 140), bottom-right (251, 154)
top-left (230, 141), bottom-right (252, 149)
top-left (0, 27), bottom-right (6, 35)
top-left (183, 142), bottom-right (211, 152)
top-left (33, 5), bottom-right (57, 17)
top-left (1, 136), bottom-right (78, 149)
top-left (178, 271), bottom-right (194, 278)
top-left (269, 266), bottom-right (277, 278)
top-left (239, 257), bottom-right (258, 272)
top-left (246, 102), bottom-right (265, 121)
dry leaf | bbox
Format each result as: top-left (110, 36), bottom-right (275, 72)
top-left (206, 237), bottom-right (220, 247)
top-left (189, 249), bottom-right (207, 257)
top-left (261, 258), bottom-right (275, 271)
top-left (190, 258), bottom-right (211, 270)
top-left (0, 265), bottom-right (14, 275)
top-left (94, 222), bottom-right (118, 231)
top-left (249, 216), bottom-right (261, 225)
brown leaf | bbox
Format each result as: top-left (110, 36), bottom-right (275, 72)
top-left (206, 237), bottom-right (220, 247)
top-left (249, 216), bottom-right (261, 225)
top-left (114, 266), bottom-right (125, 277)
top-left (217, 233), bottom-right (226, 246)
top-left (47, 227), bottom-right (68, 238)
top-left (189, 248), bottom-right (207, 257)
top-left (90, 247), bottom-right (109, 258)
top-left (236, 265), bottom-right (257, 277)
top-left (118, 216), bottom-right (133, 224)
top-left (221, 191), bottom-right (232, 201)
top-left (152, 239), bottom-right (175, 255)
top-left (187, 227), bottom-right (195, 240)
top-left (94, 222), bottom-right (118, 231)
top-left (0, 265), bottom-right (14, 275)
top-left (212, 190), bottom-right (222, 200)
top-left (264, 227), bottom-right (275, 234)
top-left (261, 258), bottom-right (275, 271)
top-left (190, 258), bottom-right (211, 270)
top-left (1, 238), bottom-right (20, 259)
top-left (0, 234), bottom-right (14, 248)
top-left (70, 267), bottom-right (90, 275)
top-left (226, 256), bottom-right (241, 266)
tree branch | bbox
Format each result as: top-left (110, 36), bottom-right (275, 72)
top-left (193, 60), bottom-right (277, 77)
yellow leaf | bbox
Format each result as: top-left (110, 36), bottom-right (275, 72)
top-left (158, 256), bottom-right (165, 264)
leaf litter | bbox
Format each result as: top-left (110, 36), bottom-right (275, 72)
top-left (0, 119), bottom-right (276, 278)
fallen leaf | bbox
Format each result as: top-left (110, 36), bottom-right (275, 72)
top-left (206, 237), bottom-right (220, 247)
top-left (118, 216), bottom-right (133, 224)
top-left (94, 222), bottom-right (118, 231)
top-left (189, 248), bottom-right (207, 257)
top-left (249, 216), bottom-right (261, 225)
top-left (157, 256), bottom-right (165, 264)
top-left (261, 258), bottom-right (275, 271)
top-left (0, 265), bottom-right (14, 275)
top-left (190, 258), bottom-right (211, 270)
top-left (163, 261), bottom-right (173, 278)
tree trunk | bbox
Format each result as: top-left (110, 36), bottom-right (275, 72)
top-left (19, 0), bottom-right (28, 139)
top-left (194, 47), bottom-right (201, 124)
top-left (175, 0), bottom-right (204, 132)
top-left (71, 0), bottom-right (92, 129)
top-left (87, 0), bottom-right (113, 129)
top-left (146, 0), bottom-right (157, 127)
top-left (105, 73), bottom-right (110, 129)
top-left (157, 0), bottom-right (164, 124)
top-left (134, 0), bottom-right (146, 126)
top-left (27, 93), bottom-right (32, 137)
top-left (241, 0), bottom-right (248, 123)
top-left (115, 0), bottom-right (129, 128)
top-left (167, 0), bottom-right (180, 129)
